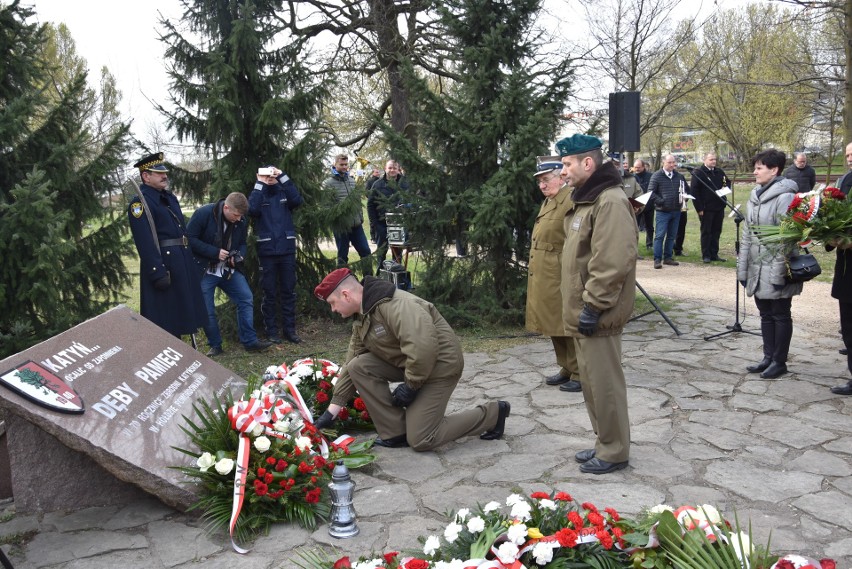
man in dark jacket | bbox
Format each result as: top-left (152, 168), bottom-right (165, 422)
top-left (633, 159), bottom-right (652, 238)
top-left (648, 154), bottom-right (687, 269)
top-left (783, 152), bottom-right (816, 193)
top-left (249, 166), bottom-right (303, 344)
top-left (128, 152), bottom-right (206, 338)
top-left (691, 152), bottom-right (731, 263)
top-left (324, 154), bottom-right (372, 271)
top-left (312, 268), bottom-right (510, 450)
top-left (186, 193), bottom-right (272, 356)
top-left (368, 160), bottom-right (409, 273)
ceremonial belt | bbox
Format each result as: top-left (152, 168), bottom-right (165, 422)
top-left (159, 237), bottom-right (189, 248)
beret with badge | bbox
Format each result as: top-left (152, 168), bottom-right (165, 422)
top-left (555, 134), bottom-right (603, 157)
top-left (314, 268), bottom-right (354, 300)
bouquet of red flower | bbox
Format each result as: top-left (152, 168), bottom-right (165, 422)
top-left (174, 373), bottom-right (375, 549)
top-left (266, 358), bottom-right (375, 432)
top-left (753, 187), bottom-right (852, 247)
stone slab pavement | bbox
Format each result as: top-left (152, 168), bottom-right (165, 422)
top-left (2, 298), bottom-right (851, 568)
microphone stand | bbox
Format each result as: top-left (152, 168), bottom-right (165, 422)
top-left (685, 166), bottom-right (760, 341)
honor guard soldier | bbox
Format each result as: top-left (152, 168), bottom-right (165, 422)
top-left (312, 268), bottom-right (510, 451)
top-left (128, 152), bottom-right (206, 338)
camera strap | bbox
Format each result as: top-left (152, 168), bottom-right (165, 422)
top-left (130, 178), bottom-right (161, 254)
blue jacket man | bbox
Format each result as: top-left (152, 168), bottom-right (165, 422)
top-left (127, 152), bottom-right (206, 338)
top-left (186, 192), bottom-right (271, 356)
top-left (367, 160), bottom-right (409, 272)
top-left (249, 166), bottom-right (304, 344)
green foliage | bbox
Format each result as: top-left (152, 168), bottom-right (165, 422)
top-left (383, 0), bottom-right (573, 328)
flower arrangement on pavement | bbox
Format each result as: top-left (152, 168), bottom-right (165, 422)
top-left (265, 357), bottom-right (375, 432)
top-left (173, 372), bottom-right (375, 551)
top-left (295, 491), bottom-right (836, 569)
top-left (753, 186), bottom-right (852, 248)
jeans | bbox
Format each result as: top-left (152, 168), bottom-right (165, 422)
top-left (333, 225), bottom-right (372, 267)
top-left (653, 209), bottom-right (681, 261)
top-left (258, 254), bottom-right (296, 338)
top-left (674, 211), bottom-right (688, 253)
top-left (200, 271), bottom-right (258, 348)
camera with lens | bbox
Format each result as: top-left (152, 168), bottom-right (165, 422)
top-left (226, 250), bottom-right (245, 273)
top-left (257, 166), bottom-right (276, 177)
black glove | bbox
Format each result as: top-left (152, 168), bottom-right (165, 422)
top-left (153, 272), bottom-right (171, 290)
top-left (314, 410), bottom-right (336, 430)
top-left (578, 304), bottom-right (601, 337)
top-left (391, 383), bottom-right (419, 407)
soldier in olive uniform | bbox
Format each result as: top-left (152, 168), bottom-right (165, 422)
top-left (312, 268), bottom-right (510, 451)
top-left (525, 157), bottom-right (581, 393)
top-left (127, 153), bottom-right (206, 338)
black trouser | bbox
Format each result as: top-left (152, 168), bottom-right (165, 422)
top-left (674, 211), bottom-right (688, 253)
top-left (840, 301), bottom-right (852, 374)
top-left (642, 207), bottom-right (655, 248)
top-left (754, 297), bottom-right (793, 364)
top-left (700, 209), bottom-right (724, 259)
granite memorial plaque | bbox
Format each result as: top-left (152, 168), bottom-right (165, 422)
top-left (0, 305), bottom-right (248, 513)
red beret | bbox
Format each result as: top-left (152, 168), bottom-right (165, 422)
top-left (314, 268), bottom-right (353, 300)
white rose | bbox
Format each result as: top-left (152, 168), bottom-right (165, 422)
top-left (495, 542), bottom-right (519, 564)
top-left (251, 423), bottom-right (264, 437)
top-left (214, 458), bottom-right (235, 475)
top-left (507, 523), bottom-right (528, 545)
top-left (196, 452), bottom-right (215, 471)
top-left (483, 501), bottom-right (501, 513)
top-left (273, 419), bottom-right (291, 433)
top-left (353, 559), bottom-right (383, 569)
top-left (314, 371), bottom-right (324, 379)
top-left (423, 535), bottom-right (441, 556)
top-left (696, 504), bottom-right (722, 524)
top-left (731, 531), bottom-right (752, 567)
top-left (649, 504), bottom-right (674, 514)
top-left (539, 498), bottom-right (557, 511)
top-left (444, 521), bottom-right (462, 543)
top-left (295, 436), bottom-right (312, 451)
top-left (253, 436), bottom-right (271, 453)
top-left (467, 515), bottom-right (485, 533)
top-left (532, 542), bottom-right (555, 565)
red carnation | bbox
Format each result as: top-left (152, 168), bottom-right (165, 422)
top-left (319, 380), bottom-right (333, 391)
top-left (774, 561), bottom-right (795, 569)
top-left (404, 560), bottom-right (429, 569)
top-left (339, 407), bottom-right (350, 420)
top-left (581, 502), bottom-right (599, 513)
top-left (354, 397), bottom-right (367, 411)
top-left (792, 211), bottom-right (808, 224)
top-left (333, 557), bottom-right (352, 569)
top-left (787, 195), bottom-right (803, 211)
top-left (555, 527), bottom-right (578, 548)
top-left (275, 459), bottom-right (287, 472)
top-left (604, 507), bottom-right (620, 521)
top-left (360, 410), bottom-right (370, 420)
top-left (530, 491), bottom-right (550, 499)
top-left (568, 511), bottom-right (584, 528)
top-left (554, 491), bottom-right (573, 502)
top-left (596, 530), bottom-right (614, 550)
top-left (270, 489), bottom-right (284, 499)
top-left (383, 552), bottom-right (399, 564)
top-left (587, 511), bottom-right (604, 528)
top-left (266, 456), bottom-right (276, 465)
top-left (314, 456), bottom-right (327, 468)
top-left (316, 391), bottom-right (330, 404)
top-left (264, 473), bottom-right (274, 484)
top-left (305, 487), bottom-right (322, 503)
top-left (824, 187), bottom-right (845, 201)
top-left (253, 480), bottom-right (268, 496)
top-left (820, 560), bottom-right (837, 569)
top-left (299, 461), bottom-right (313, 474)
top-left (257, 467), bottom-right (267, 477)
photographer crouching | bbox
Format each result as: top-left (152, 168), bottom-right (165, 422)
top-left (187, 192), bottom-right (273, 356)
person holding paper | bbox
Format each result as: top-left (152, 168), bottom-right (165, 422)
top-left (648, 154), bottom-right (688, 269)
top-left (691, 152), bottom-right (731, 263)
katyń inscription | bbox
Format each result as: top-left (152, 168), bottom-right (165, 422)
top-left (0, 305), bottom-right (248, 512)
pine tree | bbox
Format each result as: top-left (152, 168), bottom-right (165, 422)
top-left (385, 0), bottom-right (573, 326)
top-left (0, 1), bottom-right (133, 358)
top-left (158, 0), bottom-right (335, 316)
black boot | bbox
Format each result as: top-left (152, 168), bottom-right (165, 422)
top-left (761, 361), bottom-right (788, 379)
top-left (773, 316), bottom-right (793, 367)
top-left (746, 357), bottom-right (771, 373)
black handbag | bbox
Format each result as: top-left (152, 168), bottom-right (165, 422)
top-left (786, 248), bottom-right (822, 283)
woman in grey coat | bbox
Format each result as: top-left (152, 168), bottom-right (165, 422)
top-left (737, 149), bottom-right (803, 379)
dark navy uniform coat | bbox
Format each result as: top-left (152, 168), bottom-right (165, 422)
top-left (128, 184), bottom-right (206, 336)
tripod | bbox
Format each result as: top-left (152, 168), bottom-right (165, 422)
top-left (686, 166), bottom-right (759, 341)
top-left (630, 280), bottom-right (681, 335)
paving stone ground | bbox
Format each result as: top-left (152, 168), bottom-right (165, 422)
top-left (2, 296), bottom-right (851, 568)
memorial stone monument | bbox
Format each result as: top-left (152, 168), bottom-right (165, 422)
top-left (0, 305), bottom-right (247, 513)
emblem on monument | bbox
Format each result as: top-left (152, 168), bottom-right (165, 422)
top-left (0, 360), bottom-right (85, 414)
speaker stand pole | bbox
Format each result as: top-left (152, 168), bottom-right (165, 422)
top-left (629, 280), bottom-right (681, 335)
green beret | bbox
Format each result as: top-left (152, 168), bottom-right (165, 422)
top-left (555, 134), bottom-right (603, 157)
